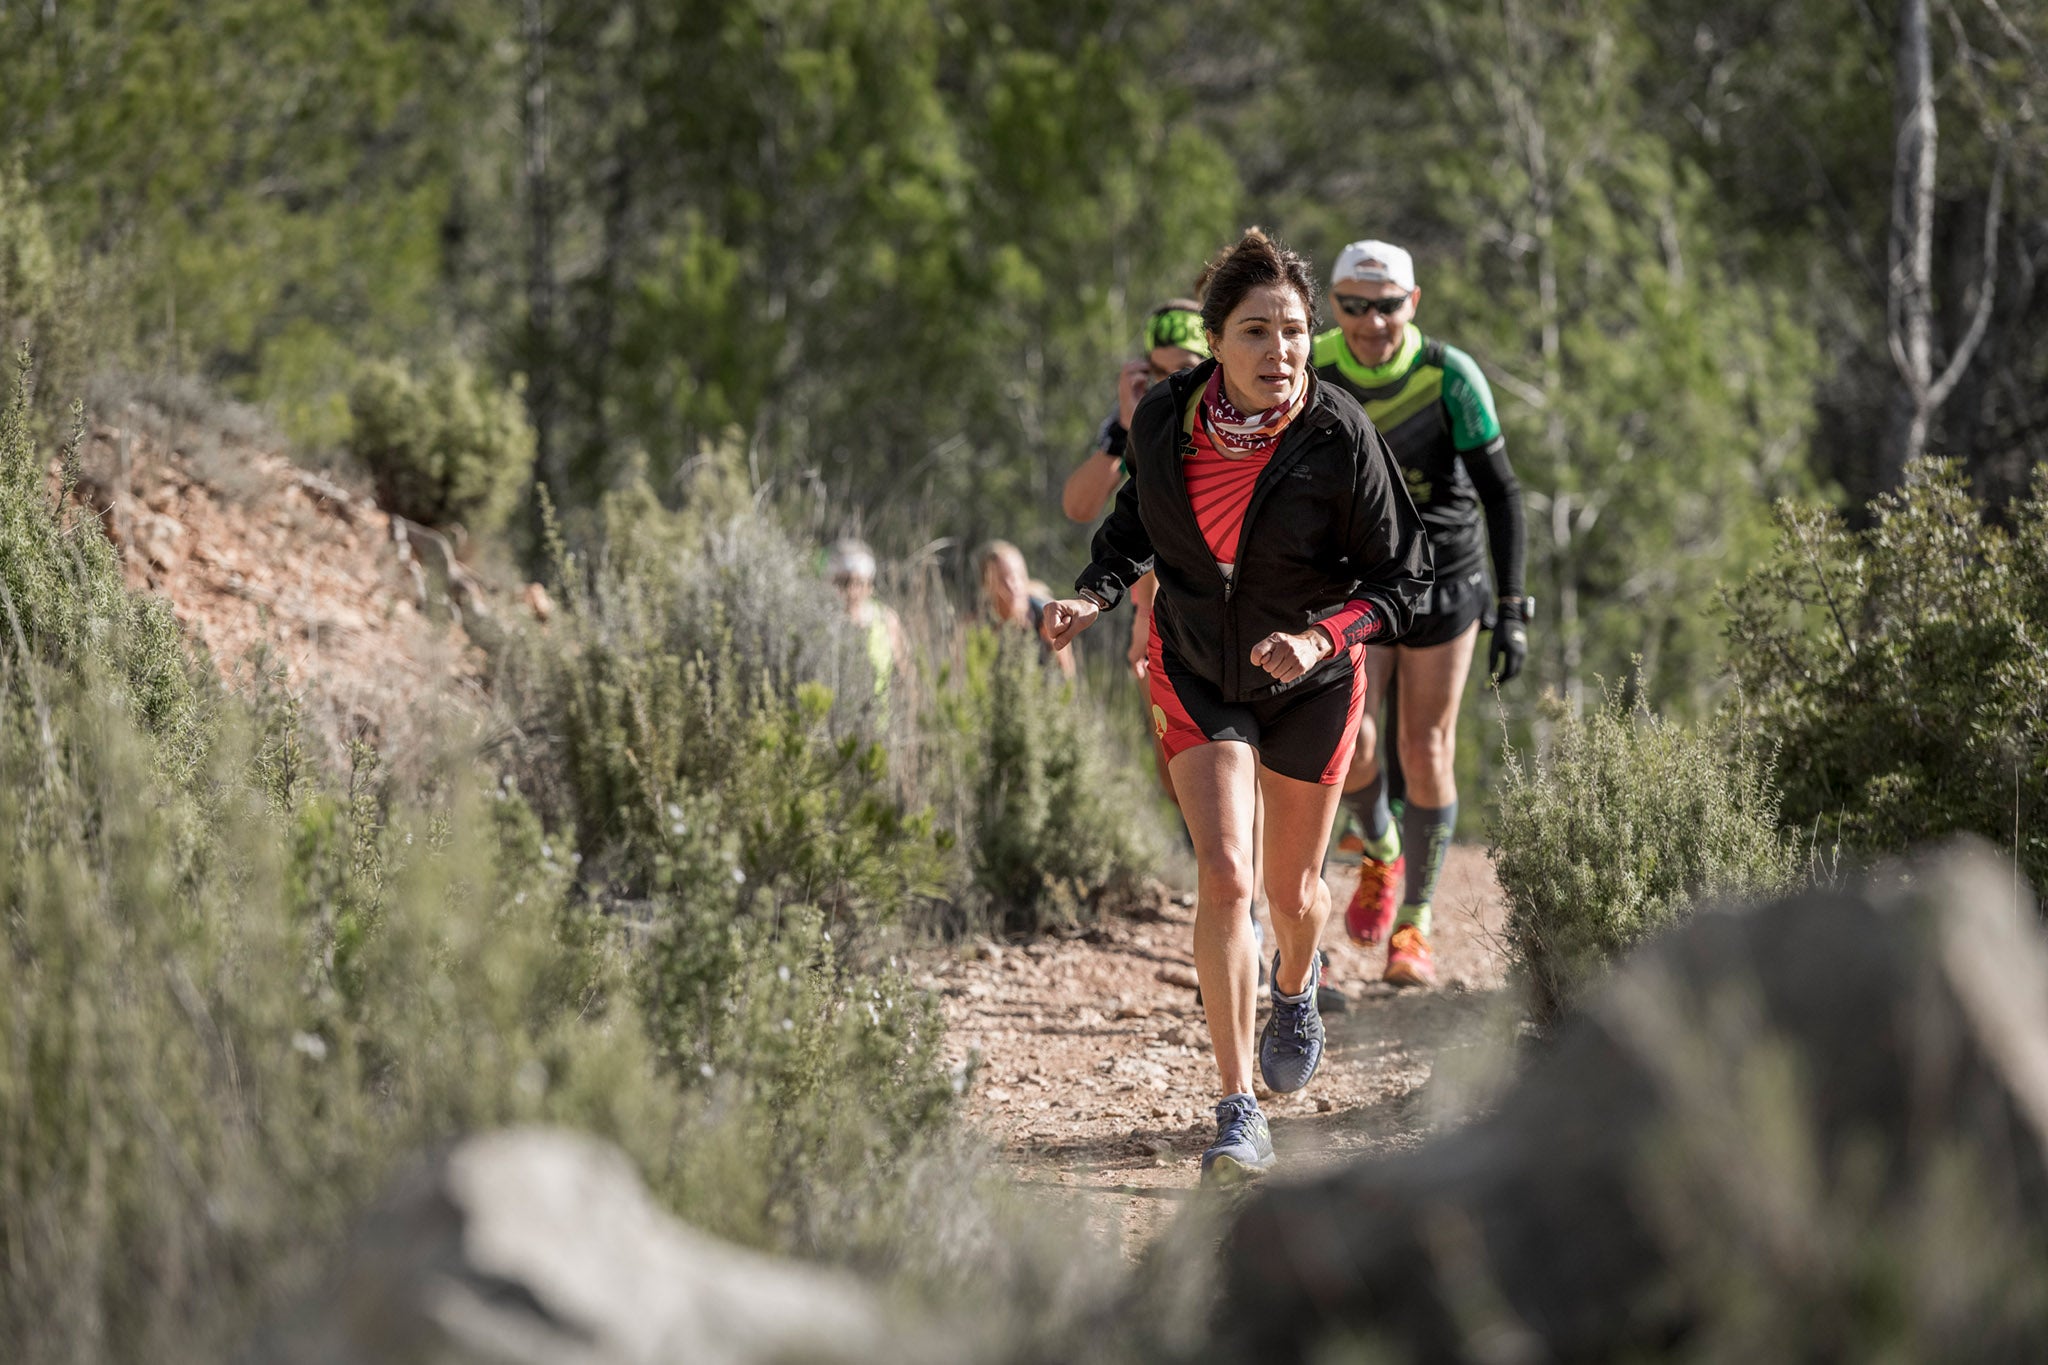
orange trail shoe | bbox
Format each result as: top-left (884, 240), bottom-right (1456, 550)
top-left (1344, 852), bottom-right (1404, 947)
top-left (1383, 923), bottom-right (1437, 988)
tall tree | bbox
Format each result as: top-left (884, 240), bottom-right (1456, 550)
top-left (1882, 0), bottom-right (2004, 488)
top-left (1224, 0), bottom-right (1816, 712)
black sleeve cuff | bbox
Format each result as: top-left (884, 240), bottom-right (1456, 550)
top-left (1074, 565), bottom-right (1128, 611)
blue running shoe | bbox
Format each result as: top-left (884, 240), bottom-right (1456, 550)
top-left (1259, 951), bottom-right (1326, 1093)
top-left (1201, 1094), bottom-right (1275, 1184)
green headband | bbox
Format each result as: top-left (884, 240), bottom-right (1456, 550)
top-left (1145, 308), bottom-right (1210, 358)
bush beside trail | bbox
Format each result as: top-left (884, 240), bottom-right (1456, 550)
top-left (1493, 690), bottom-right (1797, 1025)
top-left (918, 624), bottom-right (1168, 938)
top-left (347, 352), bottom-right (534, 536)
top-left (1491, 463), bottom-right (2048, 1025)
top-left (0, 358), bottom-right (1018, 1361)
top-left (1727, 459), bottom-right (2048, 889)
top-left (1, 346), bottom-right (202, 771)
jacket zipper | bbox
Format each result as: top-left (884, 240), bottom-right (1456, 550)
top-left (1223, 410), bottom-right (1323, 697)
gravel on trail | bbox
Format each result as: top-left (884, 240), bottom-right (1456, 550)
top-left (925, 844), bottom-right (1517, 1255)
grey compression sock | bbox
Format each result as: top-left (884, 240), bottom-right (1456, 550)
top-left (1341, 767), bottom-right (1393, 842)
top-left (1401, 801), bottom-right (1457, 910)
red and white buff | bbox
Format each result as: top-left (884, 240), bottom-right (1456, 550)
top-left (1199, 368), bottom-right (1308, 457)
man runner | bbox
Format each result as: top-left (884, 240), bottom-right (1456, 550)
top-left (1312, 240), bottom-right (1530, 988)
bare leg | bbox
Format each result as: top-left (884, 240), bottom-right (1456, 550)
top-left (1259, 765), bottom-right (1347, 995)
top-left (1251, 784), bottom-right (1268, 918)
top-left (1168, 741), bottom-right (1262, 1097)
top-left (1393, 623), bottom-right (1479, 807)
top-left (1340, 643), bottom-right (1400, 795)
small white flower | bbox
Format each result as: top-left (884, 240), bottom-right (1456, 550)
top-left (540, 841), bottom-right (553, 860)
top-left (731, 867), bottom-right (747, 884)
top-left (671, 821), bottom-right (686, 835)
top-left (515, 891), bottom-right (527, 905)
top-left (404, 831), bottom-right (414, 846)
top-left (777, 965), bottom-right (791, 983)
top-left (666, 802), bottom-right (682, 820)
top-left (780, 1017), bottom-right (795, 1032)
top-left (291, 1031), bottom-right (328, 1061)
top-left (698, 1062), bottom-right (716, 1080)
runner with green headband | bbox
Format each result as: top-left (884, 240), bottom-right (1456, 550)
top-left (1061, 299), bottom-right (1209, 525)
top-left (1064, 300), bottom-right (1209, 679)
top-left (1312, 240), bottom-right (1530, 990)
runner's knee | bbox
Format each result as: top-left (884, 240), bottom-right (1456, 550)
top-left (1265, 870), bottom-right (1325, 923)
top-left (1347, 717), bottom-right (1379, 784)
top-left (1398, 722), bottom-right (1456, 784)
top-left (1194, 844), bottom-right (1257, 912)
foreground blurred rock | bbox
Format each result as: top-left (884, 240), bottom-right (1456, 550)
top-left (257, 842), bottom-right (2048, 1365)
top-left (257, 1129), bottom-right (907, 1365)
top-left (1216, 839), bottom-right (2048, 1361)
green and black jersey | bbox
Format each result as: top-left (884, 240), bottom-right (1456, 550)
top-left (1311, 328), bottom-right (1524, 598)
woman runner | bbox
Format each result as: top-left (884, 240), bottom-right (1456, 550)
top-left (1312, 240), bottom-right (1530, 989)
top-left (1042, 229), bottom-right (1431, 1182)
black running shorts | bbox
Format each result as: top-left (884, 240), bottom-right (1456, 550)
top-left (1399, 564), bottom-right (1492, 649)
top-left (1146, 628), bottom-right (1368, 785)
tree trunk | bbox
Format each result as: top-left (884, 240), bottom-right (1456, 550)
top-left (522, 0), bottom-right (561, 504)
top-left (1882, 0), bottom-right (1937, 489)
top-left (1882, 0), bottom-right (2004, 490)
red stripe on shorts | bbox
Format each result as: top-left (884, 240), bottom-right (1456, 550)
top-left (1145, 624), bottom-right (1209, 764)
top-left (1319, 643), bottom-right (1371, 785)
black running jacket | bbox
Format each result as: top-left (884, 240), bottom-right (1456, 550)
top-left (1076, 360), bottom-right (1434, 703)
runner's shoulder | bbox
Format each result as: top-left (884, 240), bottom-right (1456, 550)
top-left (1311, 328), bottom-right (1352, 369)
top-left (1433, 340), bottom-right (1493, 399)
top-left (1432, 340), bottom-right (1503, 446)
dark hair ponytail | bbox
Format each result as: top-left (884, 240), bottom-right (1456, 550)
top-left (1196, 228), bottom-right (1318, 339)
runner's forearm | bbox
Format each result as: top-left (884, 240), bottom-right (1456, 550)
top-left (1463, 435), bottom-right (1526, 600)
top-left (1061, 448), bottom-right (1123, 523)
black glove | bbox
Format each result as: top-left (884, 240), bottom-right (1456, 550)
top-left (1490, 598), bottom-right (1529, 685)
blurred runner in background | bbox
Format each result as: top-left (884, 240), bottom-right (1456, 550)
top-left (825, 537), bottom-right (906, 699)
top-left (977, 539), bottom-right (1076, 679)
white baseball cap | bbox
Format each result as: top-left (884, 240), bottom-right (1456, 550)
top-left (1332, 240), bottom-right (1416, 292)
top-left (825, 538), bottom-right (876, 582)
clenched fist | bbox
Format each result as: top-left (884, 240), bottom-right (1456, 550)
top-left (1250, 629), bottom-right (1332, 684)
top-left (1040, 598), bottom-right (1101, 651)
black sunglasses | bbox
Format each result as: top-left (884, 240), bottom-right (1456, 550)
top-left (1334, 292), bottom-right (1411, 318)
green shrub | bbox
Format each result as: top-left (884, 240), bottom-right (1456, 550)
top-left (918, 626), bottom-right (1160, 936)
top-left (346, 352), bottom-right (534, 535)
top-left (0, 348), bottom-right (203, 775)
top-left (1726, 460), bottom-right (2048, 889)
top-left (0, 168), bottom-right (84, 405)
top-left (504, 483), bottom-right (939, 915)
top-left (0, 381), bottom-right (989, 1360)
top-left (494, 483), bottom-right (962, 1248)
top-left (1494, 691), bottom-right (1796, 1024)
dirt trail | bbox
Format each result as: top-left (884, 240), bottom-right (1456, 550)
top-left (925, 845), bottom-right (1515, 1253)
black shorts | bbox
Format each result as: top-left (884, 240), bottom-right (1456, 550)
top-left (1400, 564), bottom-right (1494, 649)
top-left (1146, 629), bottom-right (1367, 785)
